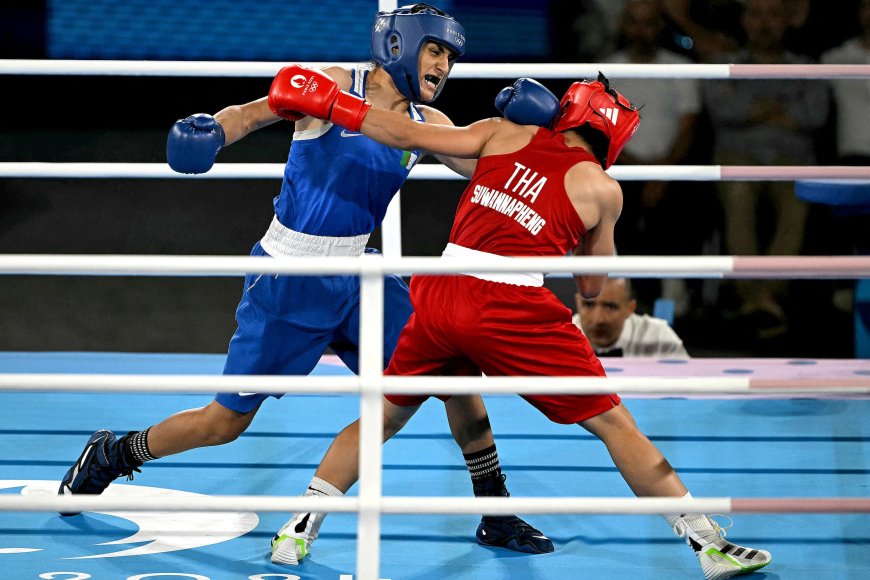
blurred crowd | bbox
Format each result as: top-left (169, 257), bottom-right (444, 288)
top-left (553, 0), bottom-right (869, 354)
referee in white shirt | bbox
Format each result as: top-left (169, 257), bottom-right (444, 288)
top-left (573, 277), bottom-right (689, 358)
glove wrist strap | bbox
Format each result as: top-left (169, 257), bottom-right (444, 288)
top-left (213, 120), bottom-right (226, 152)
top-left (330, 91), bottom-right (371, 133)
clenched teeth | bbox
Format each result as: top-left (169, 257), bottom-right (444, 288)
top-left (424, 74), bottom-right (442, 89)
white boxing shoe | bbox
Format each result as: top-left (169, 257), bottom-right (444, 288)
top-left (673, 515), bottom-right (772, 579)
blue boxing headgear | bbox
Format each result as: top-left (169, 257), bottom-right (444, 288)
top-left (371, 3), bottom-right (466, 103)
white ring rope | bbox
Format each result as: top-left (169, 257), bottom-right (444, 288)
top-left (0, 254), bottom-right (867, 278)
top-left (2, 60), bottom-right (870, 79)
top-left (2, 495), bottom-right (867, 515)
top-left (1, 373), bottom-right (868, 395)
top-left (4, 162), bottom-right (870, 181)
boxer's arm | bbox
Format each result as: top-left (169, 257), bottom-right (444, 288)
top-left (214, 98), bottom-right (281, 146)
top-left (267, 64), bottom-right (497, 158)
top-left (416, 106), bottom-right (477, 178)
top-left (360, 109), bottom-right (498, 160)
top-left (572, 176), bottom-right (623, 299)
top-left (433, 152), bottom-right (477, 179)
top-left (218, 67), bottom-right (352, 145)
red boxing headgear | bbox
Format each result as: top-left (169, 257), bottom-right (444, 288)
top-left (552, 72), bottom-right (640, 169)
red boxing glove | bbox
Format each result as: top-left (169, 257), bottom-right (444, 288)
top-left (269, 65), bottom-right (337, 121)
top-left (330, 91), bottom-right (371, 133)
top-left (268, 64), bottom-right (370, 131)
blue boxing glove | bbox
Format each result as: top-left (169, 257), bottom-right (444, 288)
top-left (166, 113), bottom-right (226, 174)
top-left (495, 78), bottom-right (560, 127)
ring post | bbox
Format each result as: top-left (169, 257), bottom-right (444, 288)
top-left (357, 253), bottom-right (386, 580)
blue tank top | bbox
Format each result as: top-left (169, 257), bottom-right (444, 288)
top-left (274, 64), bottom-right (425, 237)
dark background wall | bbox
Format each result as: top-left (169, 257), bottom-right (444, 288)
top-left (0, 1), bottom-right (863, 358)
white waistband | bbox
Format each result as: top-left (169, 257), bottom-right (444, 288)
top-left (260, 215), bottom-right (370, 258)
top-left (442, 243), bottom-right (544, 287)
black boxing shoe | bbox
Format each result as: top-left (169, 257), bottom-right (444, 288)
top-left (57, 429), bottom-right (140, 516)
top-left (473, 473), bottom-right (554, 554)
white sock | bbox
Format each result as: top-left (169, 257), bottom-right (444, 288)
top-left (663, 492), bottom-right (721, 545)
top-left (663, 491), bottom-right (696, 528)
top-left (285, 476), bottom-right (344, 537)
top-left (307, 476), bottom-right (344, 498)
top-left (662, 492), bottom-right (692, 528)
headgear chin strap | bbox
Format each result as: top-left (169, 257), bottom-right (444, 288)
top-left (371, 3), bottom-right (466, 103)
top-left (553, 72), bottom-right (640, 169)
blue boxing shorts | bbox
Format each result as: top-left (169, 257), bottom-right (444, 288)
top-left (216, 244), bottom-right (413, 413)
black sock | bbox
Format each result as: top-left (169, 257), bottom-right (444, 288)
top-left (464, 444), bottom-right (506, 497)
top-left (464, 444), bottom-right (501, 481)
top-left (122, 427), bottom-right (157, 467)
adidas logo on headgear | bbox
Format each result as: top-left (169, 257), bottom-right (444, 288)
top-left (599, 107), bottom-right (619, 125)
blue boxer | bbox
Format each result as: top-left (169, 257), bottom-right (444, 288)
top-left (216, 64), bottom-right (423, 412)
top-left (218, 245), bottom-right (413, 413)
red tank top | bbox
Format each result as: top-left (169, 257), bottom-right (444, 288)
top-left (449, 127), bottom-right (596, 257)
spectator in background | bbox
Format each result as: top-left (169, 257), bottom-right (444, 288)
top-left (550, 0), bottom-right (629, 62)
top-left (662, 0), bottom-right (743, 62)
top-left (656, 1), bottom-right (856, 63)
top-left (782, 0), bottom-right (862, 60)
top-left (819, 0), bottom-right (870, 346)
top-left (604, 0), bottom-right (702, 315)
top-left (821, 0), bottom-right (870, 165)
top-left (701, 0), bottom-right (829, 339)
top-left (574, 277), bottom-right (689, 358)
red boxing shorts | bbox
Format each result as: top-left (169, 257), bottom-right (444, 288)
top-left (384, 274), bottom-right (620, 424)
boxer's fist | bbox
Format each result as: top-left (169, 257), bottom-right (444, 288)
top-left (166, 114), bottom-right (225, 174)
top-left (269, 65), bottom-right (338, 121)
top-left (268, 64), bottom-right (371, 131)
top-left (495, 78), bottom-right (560, 127)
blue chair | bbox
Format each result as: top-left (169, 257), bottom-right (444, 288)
top-left (796, 180), bottom-right (870, 358)
top-left (653, 298), bottom-right (675, 326)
